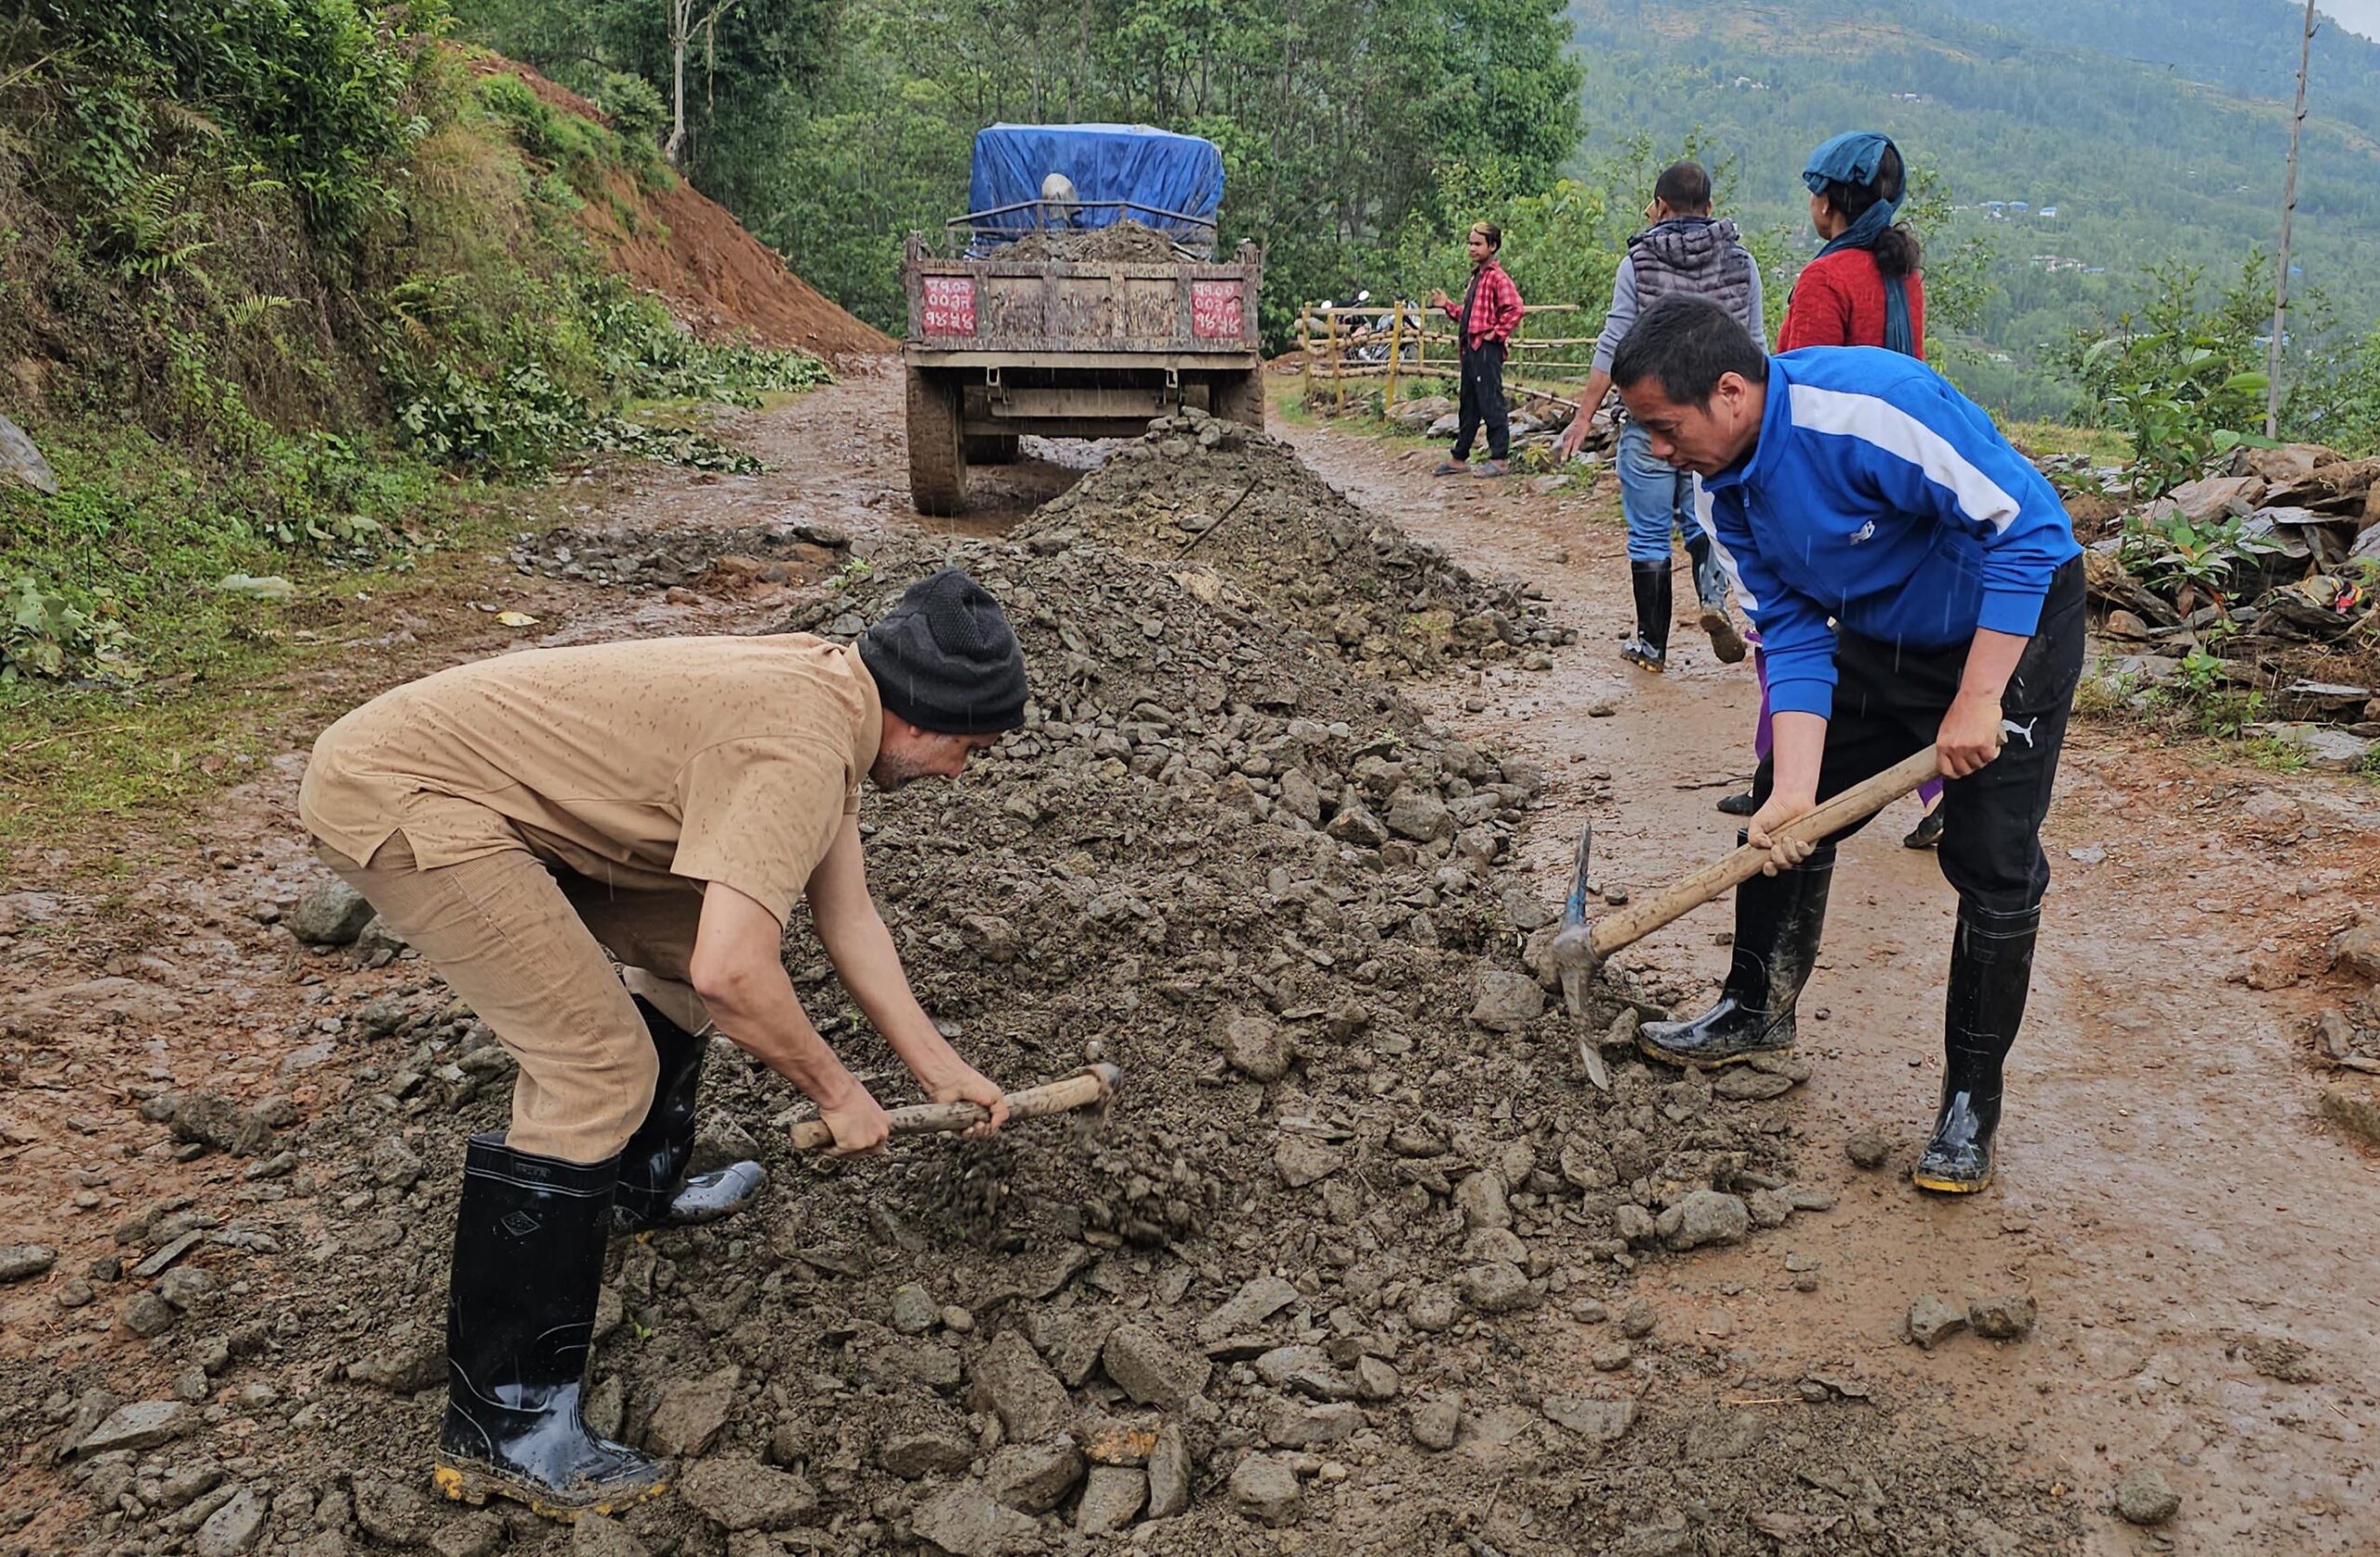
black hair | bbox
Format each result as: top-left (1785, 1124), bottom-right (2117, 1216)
top-left (1817, 142), bottom-right (1923, 278)
top-left (1611, 295), bottom-right (1767, 406)
top-left (1468, 219), bottom-right (1502, 250)
top-left (1653, 160), bottom-right (1712, 213)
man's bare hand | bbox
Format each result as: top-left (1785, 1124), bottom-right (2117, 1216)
top-left (817, 1078), bottom-right (891, 1158)
top-left (1555, 416), bottom-right (1593, 459)
top-left (1937, 690), bottom-right (2006, 779)
top-left (1745, 791), bottom-right (1819, 876)
top-left (921, 1062), bottom-right (1011, 1141)
top-left (1428, 287), bottom-right (1452, 310)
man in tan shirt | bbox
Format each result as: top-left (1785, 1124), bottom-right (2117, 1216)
top-left (298, 568), bottom-right (1028, 1518)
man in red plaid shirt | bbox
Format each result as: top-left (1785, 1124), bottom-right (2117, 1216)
top-left (1430, 221), bottom-right (1525, 478)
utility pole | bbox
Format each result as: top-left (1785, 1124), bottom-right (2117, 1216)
top-left (2268, 0), bottom-right (2318, 440)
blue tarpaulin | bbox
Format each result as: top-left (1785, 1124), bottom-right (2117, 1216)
top-left (968, 124), bottom-right (1224, 239)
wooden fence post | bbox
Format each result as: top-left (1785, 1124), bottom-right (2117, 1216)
top-left (1385, 305), bottom-right (1406, 414)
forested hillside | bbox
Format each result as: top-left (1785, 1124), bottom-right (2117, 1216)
top-left (1564, 0), bottom-right (2380, 416)
top-left (459, 0), bottom-right (1584, 343)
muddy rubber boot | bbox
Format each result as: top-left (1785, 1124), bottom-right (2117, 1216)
top-left (435, 1135), bottom-right (668, 1518)
top-left (1621, 561), bottom-right (1671, 671)
top-left (1914, 904), bottom-right (2038, 1194)
top-left (1683, 531), bottom-right (1747, 664)
top-left (1715, 791), bottom-right (1757, 817)
top-left (1638, 841), bottom-right (1835, 1068)
top-left (613, 996), bottom-right (767, 1235)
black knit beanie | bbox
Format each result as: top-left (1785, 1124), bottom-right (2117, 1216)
top-left (857, 569), bottom-right (1028, 734)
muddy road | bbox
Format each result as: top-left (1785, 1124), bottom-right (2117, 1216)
top-left (3, 363), bottom-right (2375, 1557)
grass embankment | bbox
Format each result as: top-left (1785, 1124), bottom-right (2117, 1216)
top-left (0, 16), bottom-right (830, 859)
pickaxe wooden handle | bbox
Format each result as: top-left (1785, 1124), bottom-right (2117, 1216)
top-left (787, 1063), bottom-right (1121, 1153)
top-left (1586, 746), bottom-right (1941, 962)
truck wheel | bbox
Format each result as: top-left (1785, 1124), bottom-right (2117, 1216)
top-left (963, 434), bottom-right (1021, 465)
top-left (906, 367), bottom-right (967, 516)
top-left (1211, 370), bottom-right (1267, 430)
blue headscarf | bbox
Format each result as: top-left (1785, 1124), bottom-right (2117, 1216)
top-left (1802, 131), bottom-right (1916, 357)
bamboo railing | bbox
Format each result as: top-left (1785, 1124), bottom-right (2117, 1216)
top-left (1296, 300), bottom-right (1598, 416)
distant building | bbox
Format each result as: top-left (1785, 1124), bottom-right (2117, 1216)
top-left (2009, 201), bottom-right (2030, 214)
top-left (2038, 205), bottom-right (2058, 218)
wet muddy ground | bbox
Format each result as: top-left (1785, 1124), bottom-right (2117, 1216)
top-left (4, 363), bottom-right (2376, 1557)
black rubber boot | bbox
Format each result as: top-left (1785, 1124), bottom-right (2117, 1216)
top-left (1621, 561), bottom-right (1671, 671)
top-left (435, 1135), bottom-right (668, 1517)
top-left (1913, 904), bottom-right (2038, 1194)
top-left (1683, 532), bottom-right (1747, 664)
top-left (1715, 791), bottom-right (1757, 817)
top-left (1638, 840), bottom-right (1835, 1068)
top-left (613, 996), bottom-right (767, 1234)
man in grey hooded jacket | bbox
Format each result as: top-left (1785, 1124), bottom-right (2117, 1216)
top-left (1557, 161), bottom-right (1766, 670)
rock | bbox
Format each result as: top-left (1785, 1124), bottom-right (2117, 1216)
top-left (890, 1283), bottom-right (939, 1336)
top-left (1712, 1069), bottom-right (1795, 1102)
top-left (2168, 474), bottom-right (2265, 522)
top-left (1967, 1294), bottom-right (2038, 1340)
top-left (1076, 1466), bottom-right (1146, 1535)
top-left (1103, 1324), bottom-right (1211, 1407)
top-left (0, 1244), bottom-right (57, 1283)
top-left (156, 1264), bottom-right (222, 1310)
top-left (194, 1486), bottom-right (266, 1557)
top-left (1383, 786), bottom-right (1450, 842)
top-left (912, 1484), bottom-right (1048, 1557)
top-left (1453, 1170), bottom-right (1511, 1230)
top-left (429, 1514), bottom-right (505, 1557)
top-left (985, 1440), bottom-right (1085, 1514)
top-left (1274, 1135), bottom-right (1344, 1189)
top-left (1277, 769), bottom-right (1323, 825)
top-left (2319, 1083), bottom-right (2380, 1149)
top-left (1325, 804), bottom-right (1389, 849)
top-left (1264, 1400), bottom-right (1362, 1447)
top-left (1542, 1394), bottom-right (1637, 1443)
top-left (1145, 1422), bottom-right (1191, 1518)
top-left (1454, 1262), bottom-right (1538, 1313)
top-left (55, 1276), bottom-right (95, 1308)
top-left (1908, 1293), bottom-right (1968, 1350)
top-left (571, 1513), bottom-right (649, 1557)
top-left (2314, 1009), bottom-right (2358, 1062)
top-left (2255, 722), bottom-right (2373, 772)
top-left (1468, 968), bottom-right (1545, 1033)
top-left (1215, 1009), bottom-right (1290, 1081)
top-left (78, 1399), bottom-right (194, 1455)
top-left (1656, 1190), bottom-right (1749, 1251)
top-left (369, 1136), bottom-right (425, 1190)
top-left (2113, 1465), bottom-right (2181, 1526)
top-left (353, 914), bottom-right (408, 963)
top-left (123, 1288), bottom-right (180, 1336)
top-left (960, 915), bottom-right (1021, 963)
top-left (1410, 1396), bottom-right (1460, 1451)
top-left (643, 1364), bottom-right (739, 1457)
top-left (2335, 918), bottom-right (2380, 983)
top-left (1461, 1227), bottom-right (1528, 1265)
top-left (1353, 1355), bottom-right (1400, 1402)
top-left (350, 1328), bottom-right (444, 1392)
top-left (1617, 1298), bottom-right (1657, 1339)
top-left (290, 878), bottom-right (376, 946)
top-left (680, 1457), bottom-right (819, 1531)
top-left (882, 1421), bottom-right (977, 1480)
top-left (353, 1477), bottom-right (433, 1547)
top-left (970, 1330), bottom-right (1072, 1442)
top-left (1844, 1127), bottom-right (1891, 1168)
top-left (1228, 1455), bottom-right (1303, 1526)
top-left (1199, 1275), bottom-right (1300, 1340)
top-left (1405, 1284), bottom-right (1459, 1331)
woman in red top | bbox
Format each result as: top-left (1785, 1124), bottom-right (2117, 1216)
top-left (1723, 132), bottom-right (1947, 846)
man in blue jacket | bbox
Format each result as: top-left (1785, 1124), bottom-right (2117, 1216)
top-left (1610, 295), bottom-right (2083, 1194)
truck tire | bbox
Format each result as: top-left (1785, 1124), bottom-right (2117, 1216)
top-left (906, 367), bottom-right (967, 516)
top-left (963, 434), bottom-right (1021, 464)
top-left (1211, 370), bottom-right (1267, 430)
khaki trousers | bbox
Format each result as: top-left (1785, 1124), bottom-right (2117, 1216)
top-left (318, 830), bottom-right (713, 1164)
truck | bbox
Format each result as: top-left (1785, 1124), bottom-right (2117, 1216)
top-left (900, 124), bottom-right (1266, 516)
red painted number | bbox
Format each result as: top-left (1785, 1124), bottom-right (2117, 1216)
top-left (1192, 281), bottom-right (1244, 340)
top-left (920, 276), bottom-right (976, 336)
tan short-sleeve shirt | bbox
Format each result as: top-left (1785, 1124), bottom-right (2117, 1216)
top-left (298, 634), bottom-right (881, 923)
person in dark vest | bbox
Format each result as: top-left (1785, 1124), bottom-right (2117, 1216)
top-left (1719, 132), bottom-right (1947, 847)
top-left (1557, 162), bottom-right (1765, 670)
top-left (1429, 221), bottom-right (1525, 478)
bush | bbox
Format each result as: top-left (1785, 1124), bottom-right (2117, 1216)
top-left (2059, 257), bottom-right (2275, 496)
top-left (595, 72), bottom-right (668, 147)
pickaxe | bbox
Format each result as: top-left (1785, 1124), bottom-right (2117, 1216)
top-left (1550, 746), bottom-right (1942, 1086)
top-left (787, 1063), bottom-right (1122, 1152)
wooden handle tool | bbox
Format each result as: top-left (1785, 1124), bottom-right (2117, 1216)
top-left (787, 1063), bottom-right (1122, 1153)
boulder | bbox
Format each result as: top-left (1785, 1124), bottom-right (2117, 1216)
top-left (985, 1440), bottom-right (1084, 1514)
top-left (969, 1331), bottom-right (1072, 1444)
top-left (1102, 1324), bottom-right (1211, 1408)
top-left (1228, 1455), bottom-right (1302, 1526)
top-left (290, 878), bottom-right (375, 946)
top-left (1656, 1190), bottom-right (1749, 1251)
top-left (1076, 1466), bottom-right (1146, 1535)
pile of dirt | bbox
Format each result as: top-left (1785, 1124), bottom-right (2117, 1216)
top-left (481, 62), bottom-right (892, 363)
top-left (8, 449), bottom-right (2072, 1554)
top-left (1023, 411), bottom-right (1576, 678)
top-left (995, 221), bottom-right (1189, 265)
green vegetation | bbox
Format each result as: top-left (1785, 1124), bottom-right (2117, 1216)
top-left (1, 3), bottom-right (829, 841)
top-left (462, 0), bottom-right (1584, 347)
top-left (1560, 0), bottom-right (2380, 421)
